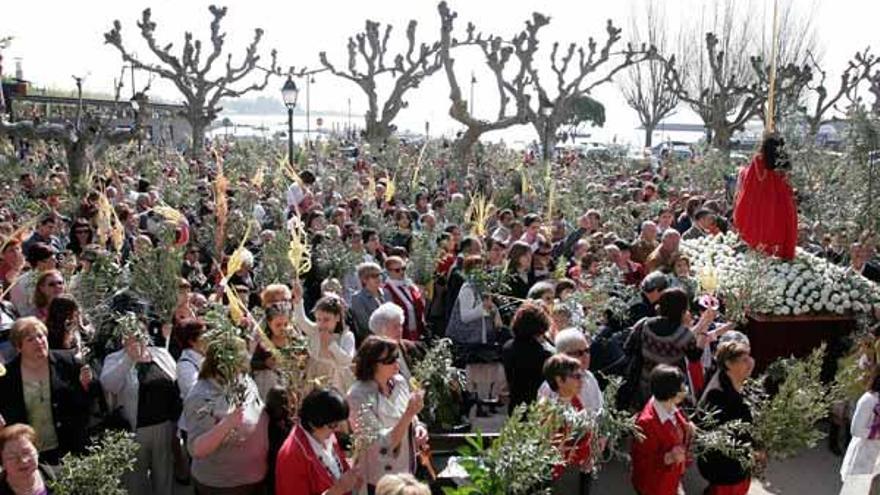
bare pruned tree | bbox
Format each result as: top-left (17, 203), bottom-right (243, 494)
top-left (515, 17), bottom-right (655, 160)
top-left (620, 0), bottom-right (678, 148)
top-left (869, 69), bottom-right (880, 115)
top-left (668, 0), bottom-right (816, 151)
top-left (0, 93), bottom-right (149, 192)
top-left (437, 1), bottom-right (531, 160)
top-left (803, 49), bottom-right (878, 136)
top-left (104, 5), bottom-right (278, 159)
top-left (320, 18), bottom-right (442, 146)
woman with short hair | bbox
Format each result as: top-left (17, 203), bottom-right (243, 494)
top-left (542, 354), bottom-right (594, 495)
top-left (0, 317), bottom-right (94, 465)
top-left (275, 388), bottom-right (362, 495)
top-left (181, 336), bottom-right (268, 494)
top-left (374, 473), bottom-right (430, 495)
top-left (346, 336), bottom-right (426, 491)
top-left (697, 341), bottom-right (759, 495)
top-left (502, 303), bottom-right (555, 414)
top-left (538, 329), bottom-right (603, 415)
top-left (0, 423), bottom-right (56, 495)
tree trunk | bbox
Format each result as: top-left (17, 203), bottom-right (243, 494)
top-left (189, 118), bottom-right (207, 160)
top-left (453, 127), bottom-right (483, 162)
top-left (535, 120), bottom-right (558, 163)
top-left (365, 119), bottom-right (391, 148)
top-left (65, 140), bottom-right (88, 195)
top-left (712, 125), bottom-right (732, 152)
top-left (644, 125), bottom-right (654, 148)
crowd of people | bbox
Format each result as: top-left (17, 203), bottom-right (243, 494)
top-left (0, 133), bottom-right (878, 495)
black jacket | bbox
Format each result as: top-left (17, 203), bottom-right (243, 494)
top-left (0, 351), bottom-right (95, 457)
top-left (697, 371), bottom-right (754, 485)
top-left (502, 337), bottom-right (554, 415)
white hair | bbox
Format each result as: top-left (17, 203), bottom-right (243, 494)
top-left (369, 302), bottom-right (405, 336)
top-left (554, 328), bottom-right (590, 354)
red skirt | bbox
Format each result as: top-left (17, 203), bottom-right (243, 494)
top-left (706, 478), bottom-right (751, 495)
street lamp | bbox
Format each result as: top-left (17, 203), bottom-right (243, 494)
top-left (281, 76), bottom-right (299, 166)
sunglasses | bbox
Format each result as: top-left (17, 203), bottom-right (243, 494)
top-left (387, 267), bottom-right (404, 274)
top-left (566, 348), bottom-right (590, 358)
top-left (46, 280), bottom-right (64, 287)
top-left (379, 352), bottom-right (400, 365)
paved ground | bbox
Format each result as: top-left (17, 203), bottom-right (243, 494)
top-left (174, 407), bottom-right (846, 495)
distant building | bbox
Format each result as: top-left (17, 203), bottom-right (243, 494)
top-left (4, 93), bottom-right (191, 150)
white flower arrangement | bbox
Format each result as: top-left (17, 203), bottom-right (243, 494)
top-left (681, 232), bottom-right (880, 318)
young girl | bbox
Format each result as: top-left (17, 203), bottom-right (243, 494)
top-left (840, 373), bottom-right (880, 482)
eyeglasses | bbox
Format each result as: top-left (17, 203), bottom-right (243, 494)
top-left (387, 267), bottom-right (404, 274)
top-left (379, 353), bottom-right (400, 365)
top-left (566, 348), bottom-right (590, 358)
top-left (1, 449), bottom-right (38, 464)
top-left (46, 280), bottom-right (64, 287)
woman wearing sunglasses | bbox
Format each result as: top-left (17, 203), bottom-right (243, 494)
top-left (347, 336), bottom-right (426, 492)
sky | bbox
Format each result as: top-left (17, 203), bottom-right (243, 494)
top-left (2, 0), bottom-right (879, 146)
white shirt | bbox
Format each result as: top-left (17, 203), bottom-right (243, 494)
top-left (286, 183), bottom-right (305, 213)
top-left (652, 397), bottom-right (679, 424)
top-left (537, 370), bottom-right (604, 415)
top-left (305, 430), bottom-right (342, 480)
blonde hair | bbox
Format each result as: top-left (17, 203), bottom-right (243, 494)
top-left (375, 473), bottom-right (431, 495)
top-left (260, 284), bottom-right (291, 308)
top-left (10, 317), bottom-right (48, 349)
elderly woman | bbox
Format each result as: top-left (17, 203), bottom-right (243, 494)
top-left (502, 303), bottom-right (555, 414)
top-left (292, 283), bottom-right (356, 393)
top-left (100, 318), bottom-right (181, 495)
top-left (182, 336), bottom-right (268, 494)
top-left (0, 424), bottom-right (56, 494)
top-left (631, 364), bottom-right (694, 495)
top-left (542, 354), bottom-right (594, 495)
top-left (375, 474), bottom-right (430, 495)
top-left (275, 388), bottom-right (362, 495)
top-left (368, 302), bottom-right (425, 381)
top-left (0, 317), bottom-right (94, 465)
top-left (347, 336), bottom-right (427, 490)
top-left (538, 329), bottom-right (603, 415)
top-left (697, 340), bottom-right (759, 495)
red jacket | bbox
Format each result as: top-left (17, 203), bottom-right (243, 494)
top-left (631, 398), bottom-right (691, 495)
top-left (275, 425), bottom-right (351, 495)
top-left (383, 281), bottom-right (426, 341)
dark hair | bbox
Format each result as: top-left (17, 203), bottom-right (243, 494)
top-left (511, 303), bottom-right (551, 340)
top-left (459, 236), bottom-right (480, 254)
top-left (650, 364), bottom-right (685, 401)
top-left (871, 373), bottom-right (880, 394)
top-left (656, 288), bottom-right (689, 326)
top-left (26, 242), bottom-right (55, 266)
top-left (299, 387), bottom-right (350, 432)
top-left (354, 336), bottom-right (398, 381)
top-left (314, 295), bottom-right (345, 334)
top-left (67, 218), bottom-right (93, 255)
top-left (523, 213), bottom-right (541, 227)
top-left (543, 354), bottom-right (581, 392)
top-left (640, 271), bottom-right (669, 293)
top-left (299, 170), bottom-right (316, 185)
top-left (46, 295), bottom-right (79, 350)
top-left (362, 228), bottom-right (378, 244)
top-left (176, 318), bottom-right (206, 350)
top-left (613, 239), bottom-right (631, 252)
top-left (761, 134), bottom-right (790, 170)
top-left (506, 241), bottom-right (532, 273)
top-left (462, 255), bottom-right (483, 272)
top-left (555, 279), bottom-right (577, 298)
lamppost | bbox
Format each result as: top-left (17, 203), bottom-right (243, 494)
top-left (469, 72), bottom-right (476, 115)
top-left (130, 92), bottom-right (146, 151)
top-left (281, 76), bottom-right (299, 166)
top-left (305, 75), bottom-right (314, 148)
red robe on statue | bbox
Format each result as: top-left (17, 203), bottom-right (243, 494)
top-left (733, 153), bottom-right (798, 260)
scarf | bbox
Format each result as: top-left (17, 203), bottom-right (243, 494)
top-left (386, 279), bottom-right (418, 333)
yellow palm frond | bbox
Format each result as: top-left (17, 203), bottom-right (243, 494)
top-left (385, 175), bottom-right (396, 203)
top-left (287, 217), bottom-right (312, 277)
top-left (466, 193), bottom-right (494, 237)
